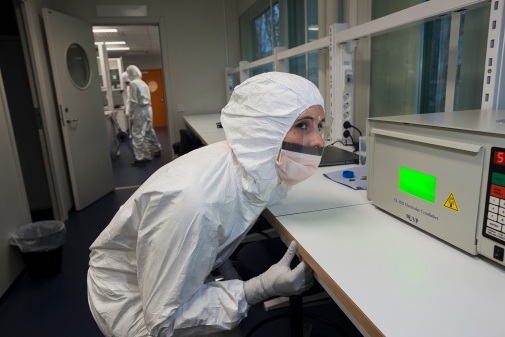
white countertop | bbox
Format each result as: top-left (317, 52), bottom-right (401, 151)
top-left (276, 204), bottom-right (505, 337)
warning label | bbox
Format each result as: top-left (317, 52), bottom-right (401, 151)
top-left (443, 193), bottom-right (459, 212)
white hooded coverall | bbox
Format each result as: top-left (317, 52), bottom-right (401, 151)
top-left (87, 72), bottom-right (324, 337)
top-left (126, 65), bottom-right (162, 161)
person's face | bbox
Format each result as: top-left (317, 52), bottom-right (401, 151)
top-left (283, 105), bottom-right (325, 148)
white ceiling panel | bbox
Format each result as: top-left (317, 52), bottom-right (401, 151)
top-left (93, 25), bottom-right (161, 57)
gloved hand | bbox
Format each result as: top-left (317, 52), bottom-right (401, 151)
top-left (243, 241), bottom-right (313, 305)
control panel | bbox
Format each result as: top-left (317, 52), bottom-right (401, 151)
top-left (482, 147), bottom-right (505, 252)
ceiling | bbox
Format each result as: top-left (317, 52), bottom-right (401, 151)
top-left (92, 25), bottom-right (161, 58)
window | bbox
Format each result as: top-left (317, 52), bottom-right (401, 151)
top-left (370, 0), bottom-right (490, 117)
top-left (239, 0), bottom-right (319, 85)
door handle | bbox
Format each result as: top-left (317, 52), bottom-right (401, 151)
top-left (66, 119), bottom-right (79, 123)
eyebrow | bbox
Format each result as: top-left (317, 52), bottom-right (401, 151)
top-left (295, 116), bottom-right (325, 123)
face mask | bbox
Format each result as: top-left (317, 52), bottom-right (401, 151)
top-left (276, 149), bottom-right (322, 186)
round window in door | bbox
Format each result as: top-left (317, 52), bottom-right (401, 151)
top-left (66, 43), bottom-right (90, 89)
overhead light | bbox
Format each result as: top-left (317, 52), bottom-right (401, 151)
top-left (106, 47), bottom-right (130, 51)
top-left (95, 41), bottom-right (126, 46)
top-left (308, 27), bottom-right (318, 31)
top-left (93, 28), bottom-right (118, 33)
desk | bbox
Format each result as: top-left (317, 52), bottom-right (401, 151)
top-left (183, 114), bottom-right (225, 145)
top-left (185, 114), bottom-right (505, 337)
top-left (267, 205), bottom-right (505, 337)
top-left (267, 165), bottom-right (369, 217)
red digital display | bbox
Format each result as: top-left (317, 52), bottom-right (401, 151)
top-left (494, 151), bottom-right (505, 166)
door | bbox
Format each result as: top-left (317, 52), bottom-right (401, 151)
top-left (42, 9), bottom-right (114, 210)
top-left (141, 69), bottom-right (167, 127)
top-left (0, 68), bottom-right (31, 295)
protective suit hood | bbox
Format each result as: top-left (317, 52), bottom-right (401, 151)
top-left (126, 65), bottom-right (142, 81)
top-left (121, 71), bottom-right (130, 83)
top-left (221, 72), bottom-right (324, 204)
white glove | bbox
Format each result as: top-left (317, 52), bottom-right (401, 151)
top-left (243, 241), bottom-right (314, 305)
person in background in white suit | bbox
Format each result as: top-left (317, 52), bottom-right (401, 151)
top-left (125, 65), bottom-right (162, 165)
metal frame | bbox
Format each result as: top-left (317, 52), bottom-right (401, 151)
top-left (482, 0), bottom-right (505, 109)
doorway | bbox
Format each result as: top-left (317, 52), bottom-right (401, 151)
top-left (92, 25), bottom-right (171, 188)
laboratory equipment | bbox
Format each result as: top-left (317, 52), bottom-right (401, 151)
top-left (367, 110), bottom-right (505, 265)
top-left (319, 145), bottom-right (359, 167)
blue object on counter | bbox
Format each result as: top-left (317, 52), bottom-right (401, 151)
top-left (324, 165), bottom-right (367, 190)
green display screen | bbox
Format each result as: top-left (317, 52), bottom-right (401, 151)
top-left (399, 167), bottom-right (436, 203)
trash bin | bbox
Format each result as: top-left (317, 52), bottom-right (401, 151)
top-left (9, 221), bottom-right (66, 278)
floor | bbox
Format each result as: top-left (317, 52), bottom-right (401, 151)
top-left (0, 127), bottom-right (363, 337)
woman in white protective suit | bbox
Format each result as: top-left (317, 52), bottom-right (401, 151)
top-left (87, 72), bottom-right (327, 337)
top-left (126, 65), bottom-right (162, 165)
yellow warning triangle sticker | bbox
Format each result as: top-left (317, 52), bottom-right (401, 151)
top-left (443, 193), bottom-right (459, 212)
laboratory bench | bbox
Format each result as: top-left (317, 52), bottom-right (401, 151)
top-left (184, 113), bottom-right (505, 337)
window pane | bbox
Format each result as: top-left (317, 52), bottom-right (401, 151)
top-left (308, 51), bottom-right (318, 87)
top-left (370, 0), bottom-right (489, 117)
top-left (287, 0), bottom-right (305, 48)
top-left (239, 0), bottom-right (280, 62)
top-left (370, 23), bottom-right (423, 117)
top-left (370, 0), bottom-right (422, 117)
top-left (372, 0), bottom-right (423, 20)
top-left (238, 0), bottom-right (319, 87)
top-left (289, 55), bottom-right (306, 78)
top-left (419, 16), bottom-right (451, 114)
top-left (455, 5), bottom-right (490, 110)
top-left (250, 64), bottom-right (273, 77)
top-left (306, 0), bottom-right (318, 87)
top-left (307, 0), bottom-right (318, 42)
top-left (67, 44), bottom-right (90, 89)
top-left (228, 72), bottom-right (240, 93)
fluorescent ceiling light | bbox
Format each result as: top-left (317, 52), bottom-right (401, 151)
top-left (93, 28), bottom-right (118, 33)
top-left (106, 47), bottom-right (130, 51)
top-left (95, 41), bottom-right (126, 46)
top-left (308, 27), bottom-right (318, 31)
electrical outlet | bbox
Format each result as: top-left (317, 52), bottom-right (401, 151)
top-left (177, 104), bottom-right (185, 113)
top-left (330, 44), bottom-right (354, 145)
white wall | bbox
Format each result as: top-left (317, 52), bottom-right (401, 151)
top-left (237, 0), bottom-right (256, 16)
top-left (0, 70), bottom-right (31, 297)
top-left (46, 0), bottom-right (240, 145)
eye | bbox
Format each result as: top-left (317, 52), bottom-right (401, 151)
top-left (296, 122), bottom-right (308, 130)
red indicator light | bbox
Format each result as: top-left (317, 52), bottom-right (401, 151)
top-left (495, 151), bottom-right (505, 166)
